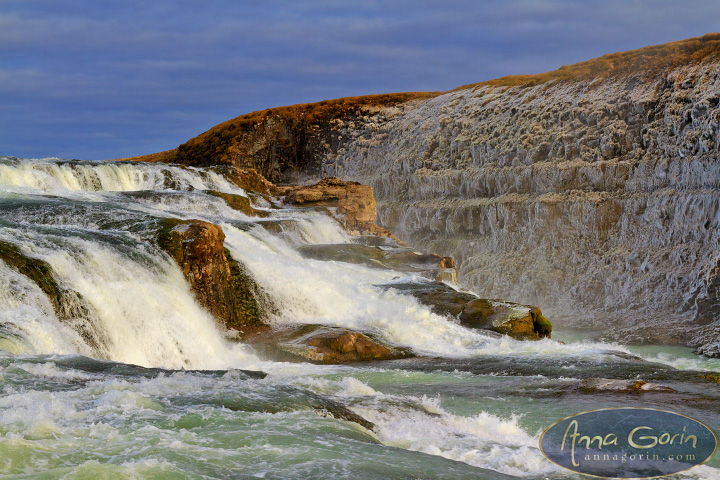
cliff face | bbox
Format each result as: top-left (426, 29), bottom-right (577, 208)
top-left (128, 34), bottom-right (720, 352)
top-left (326, 53), bottom-right (720, 351)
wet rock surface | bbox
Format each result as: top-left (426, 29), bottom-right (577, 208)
top-left (578, 378), bottom-right (676, 393)
top-left (385, 282), bottom-right (552, 340)
top-left (243, 324), bottom-right (411, 364)
top-left (156, 219), bottom-right (267, 329)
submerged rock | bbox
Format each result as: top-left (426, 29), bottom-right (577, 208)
top-left (206, 190), bottom-right (269, 217)
top-left (578, 378), bottom-right (676, 393)
top-left (243, 324), bottom-right (411, 364)
top-left (386, 282), bottom-right (552, 340)
top-left (0, 240), bottom-right (109, 351)
top-left (156, 219), bottom-right (267, 329)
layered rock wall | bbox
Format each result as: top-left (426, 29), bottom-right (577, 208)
top-left (324, 59), bottom-right (720, 349)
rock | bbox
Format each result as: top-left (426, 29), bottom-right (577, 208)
top-left (386, 282), bottom-right (477, 317)
top-left (459, 299), bottom-right (552, 340)
top-left (206, 190), bottom-right (269, 217)
top-left (243, 324), bottom-right (411, 364)
top-left (283, 177), bottom-right (405, 244)
top-left (0, 240), bottom-right (64, 313)
top-left (156, 219), bottom-right (267, 329)
top-left (701, 373), bottom-right (720, 384)
top-left (0, 240), bottom-right (108, 351)
top-left (437, 257), bottom-right (455, 269)
top-left (296, 243), bottom-right (387, 269)
top-left (211, 166), bottom-right (277, 196)
top-left (386, 282), bottom-right (552, 340)
top-left (578, 378), bottom-right (676, 393)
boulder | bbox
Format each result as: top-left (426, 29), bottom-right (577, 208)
top-left (282, 177), bottom-right (404, 244)
top-left (243, 324), bottom-right (411, 364)
top-left (156, 219), bottom-right (267, 329)
top-left (578, 378), bottom-right (676, 393)
top-left (460, 300), bottom-right (552, 340)
top-left (385, 282), bottom-right (552, 340)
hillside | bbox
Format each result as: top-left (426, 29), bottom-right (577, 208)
top-left (123, 92), bottom-right (438, 182)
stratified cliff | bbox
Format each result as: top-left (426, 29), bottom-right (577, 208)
top-left (128, 33), bottom-right (720, 353)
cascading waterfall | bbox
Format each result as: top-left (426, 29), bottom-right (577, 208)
top-left (1, 156), bottom-right (720, 479)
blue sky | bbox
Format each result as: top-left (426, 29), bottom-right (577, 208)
top-left (2, 0), bottom-right (719, 160)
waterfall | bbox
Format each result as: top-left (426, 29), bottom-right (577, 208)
top-left (0, 156), bottom-right (635, 369)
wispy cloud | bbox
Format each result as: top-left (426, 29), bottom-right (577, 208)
top-left (1, 0), bottom-right (719, 159)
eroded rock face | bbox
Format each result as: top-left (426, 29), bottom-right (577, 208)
top-left (156, 219), bottom-right (266, 329)
top-left (578, 378), bottom-right (676, 393)
top-left (243, 324), bottom-right (410, 364)
top-left (324, 59), bottom-right (720, 353)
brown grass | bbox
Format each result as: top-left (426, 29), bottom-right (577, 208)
top-left (454, 32), bottom-right (720, 90)
top-left (123, 92), bottom-right (438, 164)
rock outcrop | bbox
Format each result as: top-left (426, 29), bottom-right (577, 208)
top-left (243, 324), bottom-right (410, 363)
top-left (281, 177), bottom-right (403, 242)
top-left (156, 219), bottom-right (267, 329)
top-left (386, 282), bottom-right (552, 340)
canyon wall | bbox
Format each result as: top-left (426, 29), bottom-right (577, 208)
top-left (324, 59), bottom-right (720, 351)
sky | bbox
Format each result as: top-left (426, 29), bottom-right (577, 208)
top-left (2, 0), bottom-right (720, 160)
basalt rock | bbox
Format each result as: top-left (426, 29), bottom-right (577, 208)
top-left (460, 300), bottom-right (552, 340)
top-left (243, 324), bottom-right (411, 364)
top-left (0, 241), bottom-right (112, 353)
top-left (578, 378), bottom-right (676, 393)
top-left (156, 218), bottom-right (267, 329)
top-left (386, 282), bottom-right (552, 340)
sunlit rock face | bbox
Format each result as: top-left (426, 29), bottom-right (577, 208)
top-left (323, 59), bottom-right (720, 350)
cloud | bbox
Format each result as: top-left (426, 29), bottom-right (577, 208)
top-left (1, 0), bottom-right (719, 159)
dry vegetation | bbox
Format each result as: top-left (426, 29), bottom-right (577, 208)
top-left (455, 32), bottom-right (720, 90)
top-left (125, 92), bottom-right (438, 167)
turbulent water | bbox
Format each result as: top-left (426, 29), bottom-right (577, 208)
top-left (1, 156), bottom-right (720, 479)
